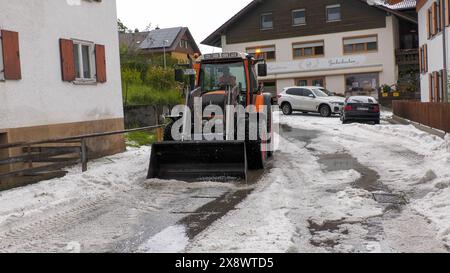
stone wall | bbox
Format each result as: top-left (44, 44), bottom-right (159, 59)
top-left (124, 105), bottom-right (172, 129)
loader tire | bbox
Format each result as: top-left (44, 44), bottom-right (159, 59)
top-left (245, 118), bottom-right (264, 170)
top-left (163, 122), bottom-right (174, 141)
top-left (264, 94), bottom-right (274, 158)
top-left (246, 140), bottom-right (264, 170)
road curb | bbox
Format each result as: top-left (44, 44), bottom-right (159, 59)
top-left (387, 115), bottom-right (447, 139)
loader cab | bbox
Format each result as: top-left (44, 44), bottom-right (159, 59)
top-left (199, 61), bottom-right (247, 92)
top-left (195, 52), bottom-right (267, 106)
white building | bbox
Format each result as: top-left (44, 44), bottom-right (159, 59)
top-left (415, 0), bottom-right (450, 102)
top-left (0, 0), bottom-right (125, 158)
top-left (202, 0), bottom-right (418, 99)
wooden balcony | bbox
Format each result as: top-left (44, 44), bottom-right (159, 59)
top-left (396, 49), bottom-right (419, 66)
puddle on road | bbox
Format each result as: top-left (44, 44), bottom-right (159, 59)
top-left (313, 154), bottom-right (409, 251)
top-left (280, 124), bottom-right (321, 147)
top-left (391, 149), bottom-right (425, 163)
top-left (310, 146), bottom-right (408, 251)
top-left (177, 189), bottom-right (253, 239)
top-left (318, 153), bottom-right (407, 209)
top-left (318, 153), bottom-right (386, 192)
top-left (308, 219), bottom-right (350, 248)
top-left (372, 193), bottom-right (407, 205)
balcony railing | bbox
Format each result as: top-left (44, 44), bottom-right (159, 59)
top-left (396, 49), bottom-right (419, 65)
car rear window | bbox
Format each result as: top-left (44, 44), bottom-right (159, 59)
top-left (347, 96), bottom-right (378, 104)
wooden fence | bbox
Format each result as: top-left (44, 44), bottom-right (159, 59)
top-left (392, 101), bottom-right (450, 133)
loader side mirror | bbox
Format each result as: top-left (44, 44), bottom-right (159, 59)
top-left (175, 69), bottom-right (184, 83)
top-left (257, 63), bottom-right (268, 77)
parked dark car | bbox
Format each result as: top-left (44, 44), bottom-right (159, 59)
top-left (341, 96), bottom-right (380, 124)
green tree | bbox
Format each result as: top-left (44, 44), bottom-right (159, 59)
top-left (121, 68), bottom-right (142, 105)
top-left (144, 66), bottom-right (176, 91)
top-left (117, 19), bottom-right (128, 33)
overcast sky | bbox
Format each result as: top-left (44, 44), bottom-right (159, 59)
top-left (116, 0), bottom-right (253, 53)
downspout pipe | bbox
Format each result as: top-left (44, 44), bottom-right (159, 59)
top-left (443, 0), bottom-right (449, 102)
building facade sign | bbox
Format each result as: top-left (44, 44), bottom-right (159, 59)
top-left (267, 56), bottom-right (368, 74)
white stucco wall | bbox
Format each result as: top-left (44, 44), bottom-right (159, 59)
top-left (418, 0), bottom-right (449, 102)
top-left (276, 79), bottom-right (296, 93)
top-left (221, 16), bottom-right (398, 95)
top-left (326, 75), bottom-right (346, 93)
top-left (0, 0), bottom-right (123, 130)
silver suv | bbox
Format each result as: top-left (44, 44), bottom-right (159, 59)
top-left (278, 86), bottom-right (345, 117)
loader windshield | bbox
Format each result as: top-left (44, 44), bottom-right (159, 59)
top-left (200, 61), bottom-right (247, 93)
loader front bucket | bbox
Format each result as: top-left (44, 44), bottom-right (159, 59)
top-left (147, 141), bottom-right (248, 182)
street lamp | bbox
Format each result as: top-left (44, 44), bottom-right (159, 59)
top-left (255, 48), bottom-right (262, 59)
top-left (163, 39), bottom-right (169, 69)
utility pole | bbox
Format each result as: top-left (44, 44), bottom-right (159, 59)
top-left (163, 40), bottom-right (169, 69)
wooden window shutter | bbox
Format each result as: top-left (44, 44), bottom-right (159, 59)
top-left (424, 44), bottom-right (428, 73)
top-left (427, 9), bottom-right (431, 38)
top-left (440, 69), bottom-right (446, 102)
top-left (59, 39), bottom-right (76, 82)
top-left (437, 71), bottom-right (441, 102)
top-left (434, 71), bottom-right (440, 102)
top-left (419, 46), bottom-right (423, 74)
top-left (95, 44), bottom-right (106, 83)
top-left (1, 30), bottom-right (22, 80)
top-left (432, 2), bottom-right (438, 35)
top-left (429, 73), bottom-right (434, 102)
top-left (446, 0), bottom-right (450, 26)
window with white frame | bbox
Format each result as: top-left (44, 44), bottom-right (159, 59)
top-left (0, 35), bottom-right (4, 81)
top-left (261, 13), bottom-right (274, 30)
top-left (179, 40), bottom-right (189, 49)
top-left (72, 40), bottom-right (96, 81)
top-left (326, 4), bottom-right (341, 22)
top-left (292, 9), bottom-right (306, 26)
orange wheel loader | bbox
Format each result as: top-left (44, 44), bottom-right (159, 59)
top-left (147, 52), bottom-right (274, 182)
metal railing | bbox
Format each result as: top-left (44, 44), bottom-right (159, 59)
top-left (0, 125), bottom-right (164, 183)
